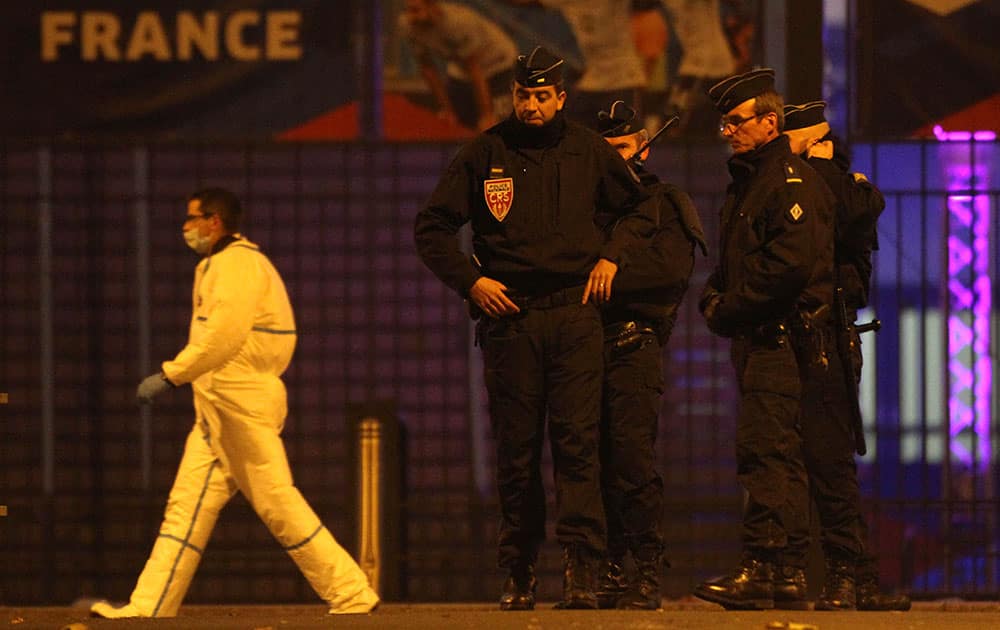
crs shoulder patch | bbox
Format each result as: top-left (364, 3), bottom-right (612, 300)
top-left (786, 202), bottom-right (805, 223)
top-left (852, 171), bottom-right (869, 183)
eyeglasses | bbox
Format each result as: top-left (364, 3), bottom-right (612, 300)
top-left (719, 113), bottom-right (764, 133)
top-left (184, 212), bottom-right (214, 223)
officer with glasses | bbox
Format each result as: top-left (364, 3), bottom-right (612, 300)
top-left (693, 68), bottom-right (837, 611)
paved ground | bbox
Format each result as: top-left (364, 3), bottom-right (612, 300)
top-left (4, 600), bottom-right (1000, 630)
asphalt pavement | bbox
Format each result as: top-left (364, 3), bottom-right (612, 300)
top-left (4, 600), bottom-right (1000, 630)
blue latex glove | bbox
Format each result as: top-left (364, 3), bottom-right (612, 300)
top-left (136, 372), bottom-right (174, 404)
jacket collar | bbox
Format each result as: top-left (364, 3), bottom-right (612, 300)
top-left (500, 111), bottom-right (567, 149)
top-left (209, 233), bottom-right (241, 255)
top-left (728, 134), bottom-right (792, 180)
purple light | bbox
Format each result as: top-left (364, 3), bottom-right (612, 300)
top-left (942, 129), bottom-right (992, 469)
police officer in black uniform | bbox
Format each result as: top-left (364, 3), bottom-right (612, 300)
top-left (590, 101), bottom-right (707, 610)
top-left (692, 69), bottom-right (836, 610)
top-left (414, 46), bottom-right (656, 610)
top-left (782, 100), bottom-right (910, 612)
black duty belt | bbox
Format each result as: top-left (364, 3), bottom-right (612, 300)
top-left (510, 285), bottom-right (587, 310)
top-left (740, 321), bottom-right (790, 346)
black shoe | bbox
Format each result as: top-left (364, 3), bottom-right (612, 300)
top-left (555, 546), bottom-right (598, 609)
top-left (615, 549), bottom-right (663, 610)
top-left (693, 553), bottom-right (774, 610)
top-left (856, 574), bottom-right (911, 611)
top-left (772, 566), bottom-right (809, 610)
top-left (815, 556), bottom-right (857, 611)
top-left (595, 556), bottom-right (628, 609)
top-left (499, 563), bottom-right (537, 611)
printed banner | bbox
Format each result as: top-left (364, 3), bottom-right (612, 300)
top-left (1, 1), bottom-right (768, 141)
top-left (0, 2), bottom-right (356, 139)
top-left (382, 0), bottom-right (763, 140)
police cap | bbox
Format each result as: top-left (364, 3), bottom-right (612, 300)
top-left (708, 68), bottom-right (776, 114)
top-left (783, 101), bottom-right (828, 130)
top-left (514, 46), bottom-right (564, 88)
top-left (596, 100), bottom-right (638, 137)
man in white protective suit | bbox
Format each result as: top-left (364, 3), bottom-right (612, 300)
top-left (90, 187), bottom-right (379, 618)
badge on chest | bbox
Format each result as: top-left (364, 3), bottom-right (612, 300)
top-left (484, 177), bottom-right (514, 222)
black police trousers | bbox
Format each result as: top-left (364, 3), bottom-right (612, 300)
top-left (600, 323), bottom-right (665, 558)
top-left (478, 301), bottom-right (607, 568)
top-left (731, 334), bottom-right (809, 560)
top-left (785, 322), bottom-right (873, 569)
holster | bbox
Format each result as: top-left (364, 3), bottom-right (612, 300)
top-left (789, 304), bottom-right (832, 369)
top-left (604, 320), bottom-right (658, 356)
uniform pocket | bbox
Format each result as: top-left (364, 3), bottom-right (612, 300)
top-left (741, 343), bottom-right (801, 400)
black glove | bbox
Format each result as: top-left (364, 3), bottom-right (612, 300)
top-left (136, 372), bottom-right (174, 404)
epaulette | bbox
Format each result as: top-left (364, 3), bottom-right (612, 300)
top-left (783, 161), bottom-right (803, 184)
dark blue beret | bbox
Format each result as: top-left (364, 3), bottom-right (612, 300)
top-left (514, 46), bottom-right (564, 87)
top-left (597, 100), bottom-right (638, 137)
top-left (708, 68), bottom-right (776, 114)
top-left (783, 101), bottom-right (828, 130)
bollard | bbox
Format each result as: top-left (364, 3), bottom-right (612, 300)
top-left (348, 402), bottom-right (404, 600)
top-left (358, 417), bottom-right (382, 590)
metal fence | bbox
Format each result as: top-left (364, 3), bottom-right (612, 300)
top-left (1, 137), bottom-right (998, 604)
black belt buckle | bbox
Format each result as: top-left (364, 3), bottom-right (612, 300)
top-left (751, 321), bottom-right (788, 348)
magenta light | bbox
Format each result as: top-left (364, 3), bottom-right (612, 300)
top-left (934, 125), bottom-right (997, 143)
top-left (943, 132), bottom-right (993, 469)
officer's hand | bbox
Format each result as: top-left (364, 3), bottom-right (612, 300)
top-left (700, 293), bottom-right (728, 336)
top-left (136, 372), bottom-right (174, 404)
top-left (470, 277), bottom-right (520, 318)
top-left (583, 258), bottom-right (618, 304)
top-left (699, 289), bottom-right (721, 316)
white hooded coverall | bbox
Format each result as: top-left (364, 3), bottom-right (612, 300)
top-left (125, 237), bottom-right (377, 616)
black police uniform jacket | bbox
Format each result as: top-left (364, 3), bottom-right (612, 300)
top-left (703, 134), bottom-right (835, 336)
top-left (414, 112), bottom-right (655, 298)
top-left (600, 166), bottom-right (707, 341)
top-left (804, 138), bottom-right (885, 311)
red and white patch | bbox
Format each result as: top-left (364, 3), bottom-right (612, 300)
top-left (484, 177), bottom-right (513, 222)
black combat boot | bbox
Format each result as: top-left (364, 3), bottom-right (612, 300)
top-left (499, 562), bottom-right (537, 611)
top-left (693, 552), bottom-right (775, 610)
top-left (856, 565), bottom-right (911, 611)
top-left (814, 554), bottom-right (857, 610)
top-left (615, 548), bottom-right (663, 610)
top-left (772, 565), bottom-right (809, 610)
top-left (556, 546), bottom-right (598, 609)
top-left (595, 555), bottom-right (628, 609)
